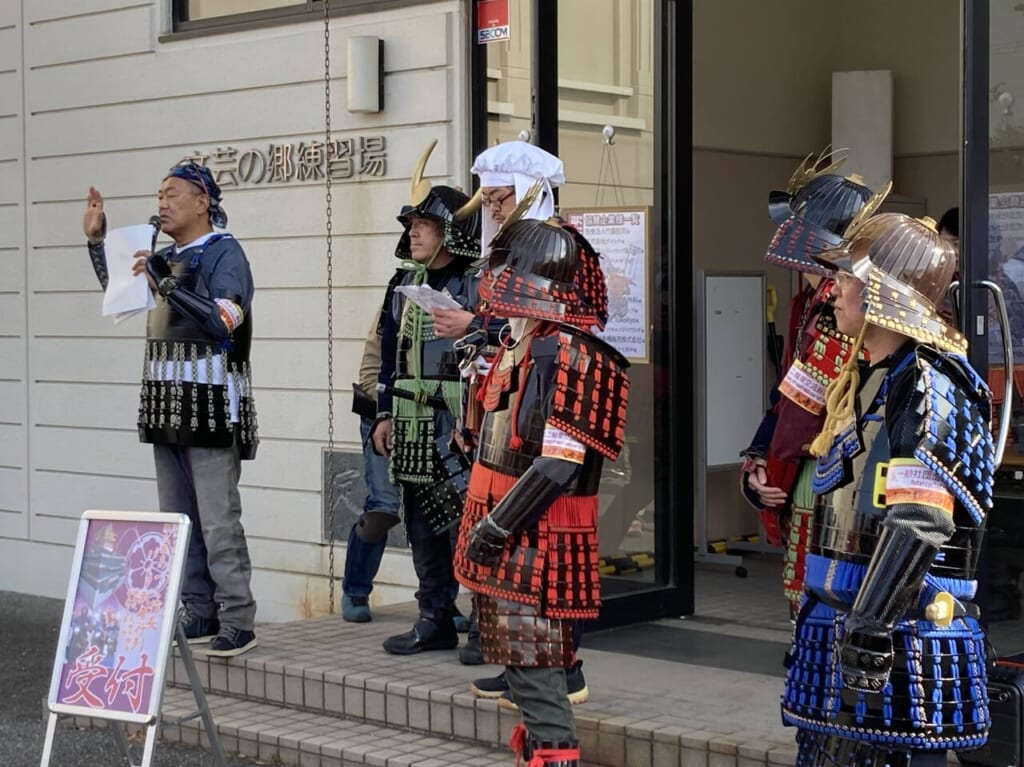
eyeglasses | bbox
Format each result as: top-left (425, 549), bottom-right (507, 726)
top-left (481, 189), bottom-right (515, 210)
top-left (833, 271), bottom-right (865, 292)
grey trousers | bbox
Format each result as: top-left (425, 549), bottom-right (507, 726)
top-left (153, 442), bottom-right (257, 630)
top-left (505, 665), bottom-right (574, 743)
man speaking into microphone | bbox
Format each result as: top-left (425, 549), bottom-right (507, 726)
top-left (82, 162), bottom-right (260, 657)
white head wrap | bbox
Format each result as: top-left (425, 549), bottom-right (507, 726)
top-left (470, 140), bottom-right (565, 254)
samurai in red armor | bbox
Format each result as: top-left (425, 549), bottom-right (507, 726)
top-left (454, 212), bottom-right (629, 767)
top-left (740, 149), bottom-right (881, 614)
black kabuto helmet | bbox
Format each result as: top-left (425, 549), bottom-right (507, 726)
top-left (480, 211), bottom-right (606, 331)
top-left (765, 147), bottom-right (875, 276)
top-left (394, 140), bottom-right (481, 261)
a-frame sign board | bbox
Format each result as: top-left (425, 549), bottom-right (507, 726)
top-left (40, 510), bottom-right (226, 767)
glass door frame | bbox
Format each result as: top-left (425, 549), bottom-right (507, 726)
top-left (467, 0), bottom-right (694, 628)
top-left (962, 0), bottom-right (989, 379)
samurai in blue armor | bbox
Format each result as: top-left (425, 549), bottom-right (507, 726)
top-left (781, 208), bottom-right (996, 767)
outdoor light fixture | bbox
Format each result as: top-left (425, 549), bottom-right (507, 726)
top-left (347, 36), bottom-right (384, 113)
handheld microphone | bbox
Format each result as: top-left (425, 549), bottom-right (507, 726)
top-left (148, 215), bottom-right (161, 252)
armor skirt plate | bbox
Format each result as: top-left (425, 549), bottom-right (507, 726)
top-left (477, 594), bottom-right (575, 668)
top-left (454, 464), bottom-right (601, 620)
top-left (782, 595), bottom-right (989, 751)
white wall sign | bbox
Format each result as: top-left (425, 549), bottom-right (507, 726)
top-left (564, 207), bottom-right (650, 363)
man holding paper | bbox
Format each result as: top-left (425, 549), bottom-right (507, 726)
top-left (369, 141), bottom-right (482, 656)
top-left (82, 162), bottom-right (259, 657)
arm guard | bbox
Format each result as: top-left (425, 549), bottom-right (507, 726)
top-left (146, 254), bottom-right (241, 340)
top-left (840, 522), bottom-right (940, 691)
top-left (376, 275), bottom-right (404, 415)
top-left (87, 242), bottom-right (109, 291)
top-left (912, 348), bottom-right (994, 525)
top-left (464, 456), bottom-right (580, 568)
top-left (548, 326), bottom-right (630, 460)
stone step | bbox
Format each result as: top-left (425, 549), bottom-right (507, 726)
top-left (158, 686), bottom-right (513, 766)
top-left (161, 614), bottom-right (798, 765)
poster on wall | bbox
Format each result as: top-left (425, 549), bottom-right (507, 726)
top-left (477, 0), bottom-right (510, 44)
top-left (564, 207), bottom-right (650, 363)
top-left (47, 510), bottom-right (190, 724)
top-left (987, 191), bottom-right (1024, 363)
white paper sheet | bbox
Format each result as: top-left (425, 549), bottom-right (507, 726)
top-left (101, 224), bottom-right (158, 323)
top-left (394, 284), bottom-right (464, 313)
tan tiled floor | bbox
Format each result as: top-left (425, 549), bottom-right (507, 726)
top-left (149, 554), bottom-right (1011, 767)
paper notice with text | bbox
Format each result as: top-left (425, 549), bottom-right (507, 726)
top-left (100, 224), bottom-right (158, 324)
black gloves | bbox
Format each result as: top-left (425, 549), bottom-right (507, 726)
top-left (146, 254), bottom-right (179, 296)
top-left (464, 459), bottom-right (576, 569)
top-left (464, 515), bottom-right (510, 569)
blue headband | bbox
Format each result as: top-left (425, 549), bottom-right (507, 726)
top-left (165, 163), bottom-right (228, 228)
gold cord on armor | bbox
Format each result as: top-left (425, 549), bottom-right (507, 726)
top-left (810, 323), bottom-right (867, 457)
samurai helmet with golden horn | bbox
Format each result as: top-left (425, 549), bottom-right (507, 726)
top-left (813, 211), bottom-right (966, 354)
top-left (764, 147), bottom-right (878, 276)
top-left (394, 140), bottom-right (481, 261)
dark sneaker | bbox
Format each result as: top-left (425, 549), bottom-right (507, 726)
top-left (494, 661), bottom-right (589, 709)
top-left (383, 616), bottom-right (458, 655)
top-left (342, 594), bottom-right (372, 623)
top-left (471, 670), bottom-right (509, 699)
top-left (178, 607), bottom-right (219, 645)
top-left (458, 634), bottom-right (484, 666)
top-left (452, 605), bottom-right (470, 633)
top-left (205, 626), bottom-right (257, 657)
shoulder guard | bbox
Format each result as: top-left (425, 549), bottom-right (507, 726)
top-left (547, 323), bottom-right (630, 460)
top-left (912, 347), bottom-right (994, 524)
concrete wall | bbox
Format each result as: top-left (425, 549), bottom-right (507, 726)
top-left (0, 0), bottom-right (468, 620)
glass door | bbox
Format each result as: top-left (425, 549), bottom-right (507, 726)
top-left (477, 0), bottom-right (684, 625)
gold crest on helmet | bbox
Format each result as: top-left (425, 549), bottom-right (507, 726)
top-left (786, 145), bottom-right (849, 196)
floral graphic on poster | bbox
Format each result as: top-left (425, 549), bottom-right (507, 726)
top-left (56, 520), bottom-right (178, 716)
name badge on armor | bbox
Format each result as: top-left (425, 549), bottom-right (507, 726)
top-left (778, 361), bottom-right (828, 414)
top-left (886, 457), bottom-right (955, 515)
top-left (541, 425), bottom-right (587, 464)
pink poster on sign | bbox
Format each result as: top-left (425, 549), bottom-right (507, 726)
top-left (50, 512), bottom-right (189, 721)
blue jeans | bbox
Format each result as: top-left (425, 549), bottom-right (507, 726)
top-left (342, 417), bottom-right (401, 598)
top-left (343, 417), bottom-right (462, 608)
top-left (153, 442), bottom-right (256, 630)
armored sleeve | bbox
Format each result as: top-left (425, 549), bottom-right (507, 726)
top-left (87, 241), bottom-right (110, 291)
top-left (547, 326), bottom-right (629, 461)
top-left (848, 349), bottom-right (994, 632)
top-left (200, 237), bottom-right (254, 312)
top-left (376, 272), bottom-right (408, 415)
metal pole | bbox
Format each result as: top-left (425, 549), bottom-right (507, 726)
top-left (531, 0), bottom-right (558, 157)
top-left (961, 0), bottom-right (991, 632)
top-left (962, 0), bottom-right (989, 377)
top-left (175, 623), bottom-right (227, 766)
top-left (469, 0), bottom-right (488, 162)
top-left (39, 712), bottom-right (58, 767)
top-left (666, 0), bottom-right (694, 613)
top-left (110, 724), bottom-right (136, 766)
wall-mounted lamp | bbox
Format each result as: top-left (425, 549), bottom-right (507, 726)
top-left (347, 36), bottom-right (384, 113)
top-left (999, 91), bottom-right (1015, 116)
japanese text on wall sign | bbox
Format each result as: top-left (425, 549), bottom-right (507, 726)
top-left (180, 136), bottom-right (388, 187)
